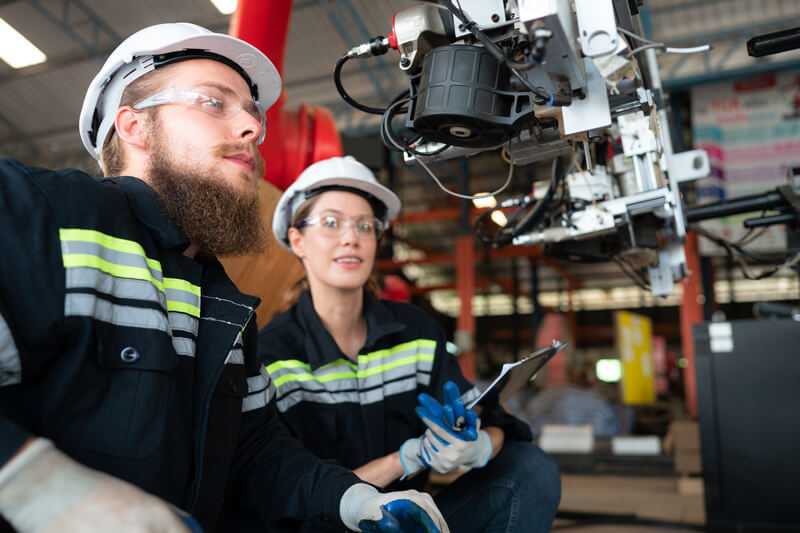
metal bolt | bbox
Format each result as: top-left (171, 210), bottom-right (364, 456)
top-left (399, 57), bottom-right (411, 68)
top-left (491, 13), bottom-right (500, 23)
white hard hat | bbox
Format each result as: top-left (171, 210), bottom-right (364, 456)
top-left (273, 156), bottom-right (401, 252)
top-left (79, 22), bottom-right (282, 163)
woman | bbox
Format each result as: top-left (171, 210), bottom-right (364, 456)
top-left (259, 156), bottom-right (560, 533)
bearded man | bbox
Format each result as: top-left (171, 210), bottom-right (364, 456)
top-left (0, 23), bottom-right (447, 533)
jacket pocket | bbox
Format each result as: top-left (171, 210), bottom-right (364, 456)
top-left (54, 323), bottom-right (181, 459)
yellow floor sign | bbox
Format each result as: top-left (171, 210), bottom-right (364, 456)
top-left (615, 310), bottom-right (655, 404)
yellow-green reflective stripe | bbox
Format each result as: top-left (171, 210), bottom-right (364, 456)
top-left (164, 277), bottom-right (200, 297)
top-left (167, 301), bottom-right (200, 317)
top-left (164, 278), bottom-right (201, 317)
top-left (358, 339), bottom-right (436, 363)
top-left (266, 359), bottom-right (311, 373)
top-left (272, 370), bottom-right (358, 388)
top-left (59, 228), bottom-right (162, 273)
top-left (269, 352), bottom-right (433, 388)
top-left (63, 253), bottom-right (165, 292)
top-left (357, 353), bottom-right (434, 378)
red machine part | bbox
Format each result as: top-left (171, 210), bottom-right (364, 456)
top-left (229, 0), bottom-right (343, 191)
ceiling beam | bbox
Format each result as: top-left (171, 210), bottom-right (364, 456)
top-left (23, 0), bottom-right (121, 61)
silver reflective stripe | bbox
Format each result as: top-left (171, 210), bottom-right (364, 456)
top-left (171, 336), bottom-right (196, 358)
top-left (65, 267), bottom-right (166, 309)
top-left (242, 367), bottom-right (273, 412)
top-left (274, 372), bottom-right (431, 413)
top-left (0, 313), bottom-right (21, 386)
top-left (65, 293), bottom-right (168, 332)
top-left (168, 311), bottom-right (198, 336)
top-left (168, 312), bottom-right (198, 358)
top-left (225, 332), bottom-right (245, 365)
top-left (60, 239), bottom-right (164, 283)
top-left (164, 278), bottom-right (201, 318)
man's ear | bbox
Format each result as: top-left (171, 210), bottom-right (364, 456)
top-left (288, 227), bottom-right (306, 259)
top-left (114, 106), bottom-right (148, 150)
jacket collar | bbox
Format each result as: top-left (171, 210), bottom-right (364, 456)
top-left (104, 176), bottom-right (190, 250)
top-left (297, 290), bottom-right (406, 370)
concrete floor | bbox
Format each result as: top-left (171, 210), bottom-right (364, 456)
top-left (553, 474), bottom-right (705, 532)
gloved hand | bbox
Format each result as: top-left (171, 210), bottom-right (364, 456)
top-left (0, 438), bottom-right (192, 533)
top-left (415, 381), bottom-right (493, 474)
top-left (339, 484), bottom-right (449, 533)
top-left (398, 437), bottom-right (426, 478)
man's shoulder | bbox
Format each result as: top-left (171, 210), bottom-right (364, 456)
top-left (0, 158), bottom-right (115, 198)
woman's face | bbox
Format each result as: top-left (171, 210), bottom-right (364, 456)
top-left (288, 190), bottom-right (378, 293)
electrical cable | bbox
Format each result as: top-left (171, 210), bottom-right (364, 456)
top-left (506, 156), bottom-right (564, 240)
top-left (618, 27), bottom-right (711, 58)
top-left (334, 54), bottom-right (388, 115)
top-left (691, 223), bottom-right (800, 280)
top-left (414, 143), bottom-right (516, 200)
top-left (380, 96), bottom-right (450, 157)
top-left (613, 255), bottom-right (651, 291)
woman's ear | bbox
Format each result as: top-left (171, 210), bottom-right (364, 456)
top-left (288, 227), bottom-right (305, 259)
top-left (114, 106), bottom-right (148, 150)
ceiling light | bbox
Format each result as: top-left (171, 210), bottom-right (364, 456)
top-left (490, 210), bottom-right (507, 226)
top-left (210, 0), bottom-right (238, 15)
top-left (472, 194), bottom-right (496, 209)
top-left (0, 18), bottom-right (46, 69)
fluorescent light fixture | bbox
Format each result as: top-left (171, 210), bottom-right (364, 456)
top-left (210, 0), bottom-right (238, 15)
top-left (490, 210), bottom-right (507, 227)
top-left (596, 358), bottom-right (622, 383)
top-left (472, 194), bottom-right (496, 209)
top-left (0, 18), bottom-right (46, 69)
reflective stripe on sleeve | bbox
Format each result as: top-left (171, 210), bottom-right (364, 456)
top-left (65, 293), bottom-right (169, 332)
top-left (0, 313), bottom-right (21, 386)
top-left (61, 228), bottom-right (201, 358)
top-left (242, 367), bottom-right (274, 412)
top-left (224, 332), bottom-right (245, 365)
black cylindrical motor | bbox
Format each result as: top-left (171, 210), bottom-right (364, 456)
top-left (410, 44), bottom-right (534, 148)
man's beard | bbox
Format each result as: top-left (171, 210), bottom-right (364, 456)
top-left (146, 126), bottom-right (268, 259)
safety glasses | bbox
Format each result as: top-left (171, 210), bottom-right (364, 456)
top-left (133, 87), bottom-right (267, 144)
top-left (297, 212), bottom-right (385, 240)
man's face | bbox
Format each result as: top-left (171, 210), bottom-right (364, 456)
top-left (143, 59), bottom-right (268, 258)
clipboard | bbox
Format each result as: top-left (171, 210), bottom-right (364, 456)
top-left (467, 341), bottom-right (566, 410)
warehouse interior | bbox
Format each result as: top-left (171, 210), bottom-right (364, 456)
top-left (1, 0), bottom-right (799, 531)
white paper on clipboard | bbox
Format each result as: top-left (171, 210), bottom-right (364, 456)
top-left (466, 340), bottom-right (566, 410)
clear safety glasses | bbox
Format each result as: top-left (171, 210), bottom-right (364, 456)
top-left (296, 213), bottom-right (386, 240)
top-left (133, 87), bottom-right (267, 144)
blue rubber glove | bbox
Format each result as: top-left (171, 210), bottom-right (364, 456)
top-left (339, 484), bottom-right (449, 532)
top-left (416, 381), bottom-right (479, 442)
top-left (415, 381), bottom-right (492, 473)
top-left (358, 500), bottom-right (442, 533)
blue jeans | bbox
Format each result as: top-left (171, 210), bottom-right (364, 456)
top-left (433, 441), bottom-right (561, 533)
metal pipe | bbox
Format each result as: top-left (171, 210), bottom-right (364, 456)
top-left (685, 191), bottom-right (786, 222)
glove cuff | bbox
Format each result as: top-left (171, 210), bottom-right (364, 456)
top-left (339, 483), bottom-right (380, 531)
top-left (399, 438), bottom-right (426, 478)
top-left (0, 438), bottom-right (97, 531)
top-left (466, 429), bottom-right (493, 469)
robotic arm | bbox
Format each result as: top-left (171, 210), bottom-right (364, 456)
top-left (335, 0), bottom-right (712, 296)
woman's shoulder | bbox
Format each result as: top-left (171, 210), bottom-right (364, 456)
top-left (257, 304), bottom-right (305, 355)
top-left (378, 299), bottom-right (443, 335)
